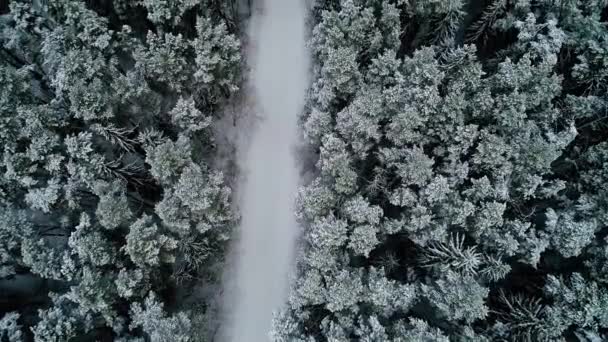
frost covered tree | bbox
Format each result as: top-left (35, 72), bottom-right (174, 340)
top-left (277, 0), bottom-right (608, 340)
top-left (129, 292), bottom-right (192, 342)
top-left (0, 0), bottom-right (242, 339)
top-left (0, 312), bottom-right (22, 342)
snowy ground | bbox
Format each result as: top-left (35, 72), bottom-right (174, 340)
top-left (218, 1), bottom-right (309, 341)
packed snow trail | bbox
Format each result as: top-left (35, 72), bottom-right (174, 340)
top-left (222, 0), bottom-right (308, 341)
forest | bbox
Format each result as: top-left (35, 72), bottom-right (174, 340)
top-left (1, 0), bottom-right (608, 341)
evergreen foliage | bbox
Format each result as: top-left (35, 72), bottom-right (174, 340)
top-left (275, 0), bottom-right (608, 340)
top-left (0, 0), bottom-right (241, 340)
top-left (2, 0), bottom-right (608, 340)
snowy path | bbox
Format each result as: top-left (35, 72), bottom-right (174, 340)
top-left (221, 0), bottom-right (308, 341)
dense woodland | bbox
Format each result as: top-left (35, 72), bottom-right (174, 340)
top-left (273, 0), bottom-right (608, 341)
top-left (1, 0), bottom-right (608, 341)
top-left (0, 0), bottom-right (243, 340)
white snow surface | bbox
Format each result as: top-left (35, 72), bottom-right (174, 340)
top-left (220, 0), bottom-right (309, 341)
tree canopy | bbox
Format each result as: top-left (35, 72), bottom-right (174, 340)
top-left (274, 0), bottom-right (608, 340)
top-left (0, 0), bottom-right (242, 340)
